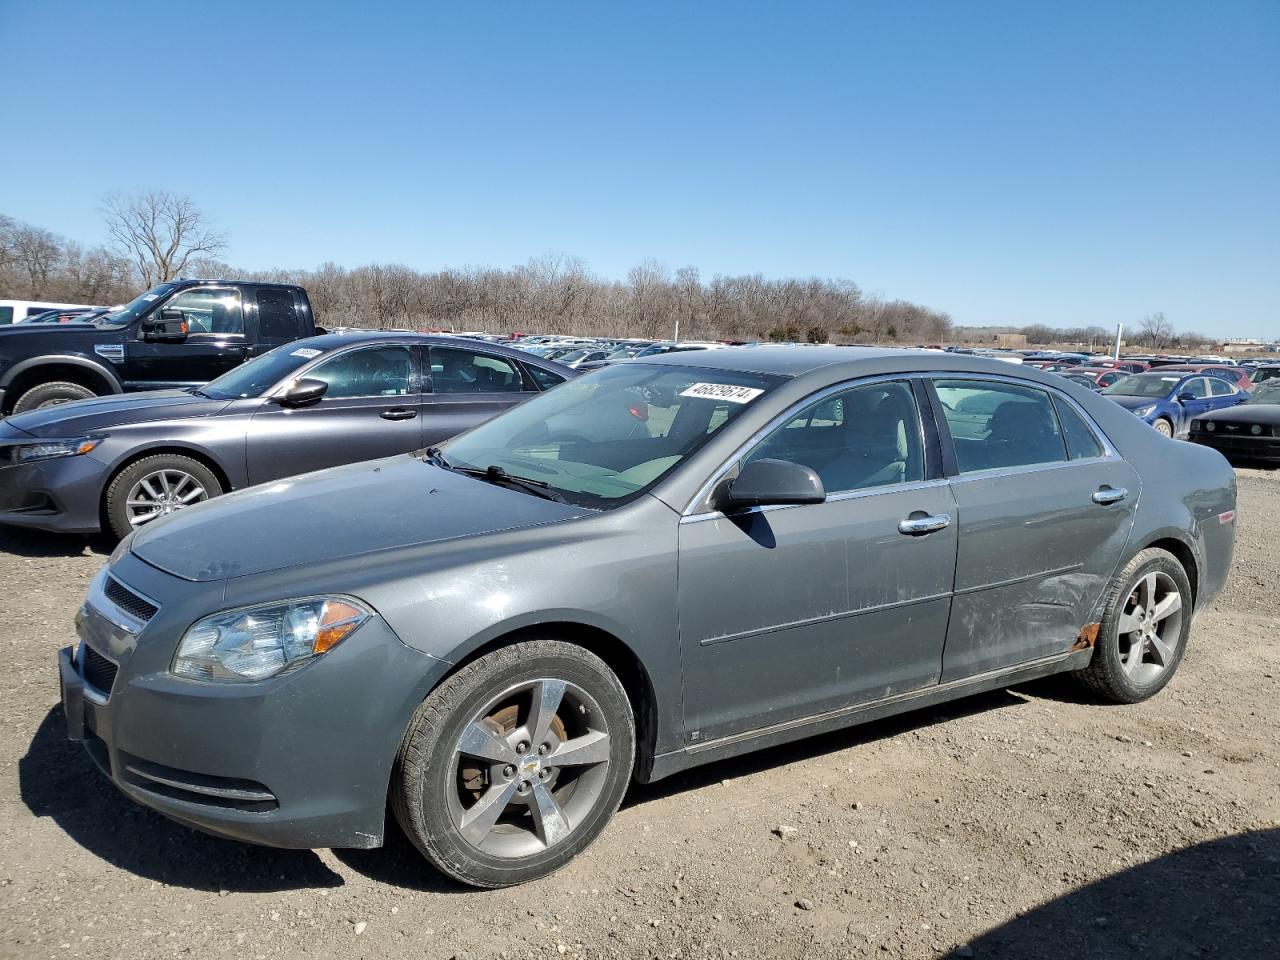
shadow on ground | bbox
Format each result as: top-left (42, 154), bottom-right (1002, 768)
top-left (942, 828), bottom-right (1280, 959)
top-left (23, 687), bottom-right (1038, 893)
top-left (0, 525), bottom-right (111, 559)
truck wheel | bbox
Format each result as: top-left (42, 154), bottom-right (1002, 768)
top-left (12, 381), bottom-right (96, 413)
top-left (1073, 547), bottom-right (1193, 704)
top-left (104, 454), bottom-right (223, 539)
top-left (391, 639), bottom-right (635, 888)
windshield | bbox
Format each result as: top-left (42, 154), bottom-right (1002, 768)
top-left (1245, 384), bottom-right (1280, 405)
top-left (558, 350), bottom-right (588, 363)
top-left (200, 342), bottom-right (326, 399)
top-left (96, 283), bottom-right (178, 327)
top-left (1103, 374), bottom-right (1182, 398)
top-left (439, 363), bottom-right (781, 508)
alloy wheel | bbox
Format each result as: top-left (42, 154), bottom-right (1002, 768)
top-left (125, 468), bottom-right (208, 527)
top-left (1116, 570), bottom-right (1183, 684)
top-left (447, 678), bottom-right (613, 858)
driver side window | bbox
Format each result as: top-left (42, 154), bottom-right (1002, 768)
top-left (163, 289), bottom-right (243, 336)
top-left (307, 346), bottom-right (413, 399)
top-left (744, 381), bottom-right (924, 494)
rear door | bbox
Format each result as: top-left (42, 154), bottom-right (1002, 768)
top-left (246, 343), bottom-right (423, 484)
top-left (931, 378), bottom-right (1140, 681)
top-left (421, 344), bottom-right (538, 445)
top-left (1206, 377), bottom-right (1242, 412)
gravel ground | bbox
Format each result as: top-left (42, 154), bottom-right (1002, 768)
top-left (1, 468), bottom-right (1277, 960)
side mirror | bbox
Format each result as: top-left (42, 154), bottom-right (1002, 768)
top-left (275, 378), bottom-right (328, 407)
top-left (719, 458), bottom-right (825, 510)
top-left (1177, 391), bottom-right (1197, 403)
top-left (141, 308), bottom-right (189, 342)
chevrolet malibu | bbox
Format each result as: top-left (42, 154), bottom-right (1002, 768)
top-left (58, 347), bottom-right (1236, 887)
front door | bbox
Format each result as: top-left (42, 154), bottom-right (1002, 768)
top-left (931, 379), bottom-right (1140, 681)
top-left (124, 287), bottom-right (250, 389)
top-left (678, 379), bottom-right (958, 743)
top-left (246, 343), bottom-right (423, 484)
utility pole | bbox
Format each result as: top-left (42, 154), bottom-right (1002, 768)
top-left (673, 319), bottom-right (680, 342)
top-left (1113, 323), bottom-right (1123, 360)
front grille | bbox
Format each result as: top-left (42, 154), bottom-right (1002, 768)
top-left (81, 645), bottom-right (118, 696)
top-left (104, 577), bottom-right (158, 622)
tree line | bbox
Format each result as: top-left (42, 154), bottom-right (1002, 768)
top-left (1, 194), bottom-right (1213, 350)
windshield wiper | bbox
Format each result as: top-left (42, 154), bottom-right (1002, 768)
top-left (457, 464), bottom-right (568, 503)
top-left (187, 387), bottom-right (212, 399)
top-left (420, 445), bottom-right (452, 468)
top-left (419, 448), bottom-right (567, 502)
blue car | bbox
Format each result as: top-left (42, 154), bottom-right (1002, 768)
top-left (1101, 371), bottom-right (1245, 438)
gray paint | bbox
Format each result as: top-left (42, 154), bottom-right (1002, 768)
top-left (58, 346), bottom-right (1236, 850)
top-left (0, 333), bottom-right (573, 533)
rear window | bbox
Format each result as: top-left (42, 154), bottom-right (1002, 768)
top-left (933, 379), bottom-right (1067, 473)
top-left (1053, 397), bottom-right (1105, 460)
top-left (525, 365), bottom-right (566, 391)
top-left (257, 288), bottom-right (301, 340)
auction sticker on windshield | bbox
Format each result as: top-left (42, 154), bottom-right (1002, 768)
top-left (679, 382), bottom-right (765, 404)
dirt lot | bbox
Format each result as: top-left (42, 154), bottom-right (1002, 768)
top-left (1, 470), bottom-right (1277, 960)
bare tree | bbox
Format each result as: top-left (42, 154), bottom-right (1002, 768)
top-left (1139, 311), bottom-right (1174, 349)
top-left (102, 192), bottom-right (226, 286)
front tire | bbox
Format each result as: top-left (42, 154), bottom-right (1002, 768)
top-left (1074, 547), bottom-right (1192, 703)
top-left (1152, 417), bottom-right (1174, 438)
top-left (12, 381), bottom-right (96, 414)
top-left (391, 639), bottom-right (635, 888)
top-left (104, 454), bottom-right (223, 539)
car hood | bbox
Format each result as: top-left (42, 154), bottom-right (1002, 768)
top-left (129, 454), bottom-right (593, 582)
top-left (1105, 394), bottom-right (1167, 411)
top-left (1196, 404), bottom-right (1280, 425)
top-left (5, 390), bottom-right (234, 437)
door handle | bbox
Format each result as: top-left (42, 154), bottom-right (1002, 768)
top-left (1092, 486), bottom-right (1128, 505)
top-left (380, 408), bottom-right (417, 421)
top-left (898, 513), bottom-right (951, 536)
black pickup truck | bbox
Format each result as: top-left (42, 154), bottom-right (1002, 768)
top-left (0, 279), bottom-right (318, 415)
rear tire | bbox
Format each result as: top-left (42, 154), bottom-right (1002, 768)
top-left (1074, 547), bottom-right (1192, 703)
top-left (12, 381), bottom-right (96, 414)
top-left (391, 639), bottom-right (635, 888)
top-left (103, 454), bottom-right (223, 540)
top-left (1152, 417), bottom-right (1174, 438)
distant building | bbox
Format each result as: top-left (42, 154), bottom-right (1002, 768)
top-left (1221, 338), bottom-right (1273, 354)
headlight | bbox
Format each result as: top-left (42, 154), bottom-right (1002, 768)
top-left (1251, 424), bottom-right (1264, 436)
top-left (172, 597), bottom-right (371, 682)
top-left (1134, 404), bottom-right (1156, 417)
top-left (0, 437), bottom-right (102, 466)
top-left (1204, 421), bottom-right (1216, 432)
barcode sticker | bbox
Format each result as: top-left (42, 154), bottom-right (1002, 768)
top-left (679, 382), bottom-right (764, 404)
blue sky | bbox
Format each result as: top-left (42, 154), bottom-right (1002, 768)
top-left (1, 1), bottom-right (1276, 336)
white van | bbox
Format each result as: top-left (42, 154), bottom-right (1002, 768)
top-left (0, 300), bottom-right (97, 325)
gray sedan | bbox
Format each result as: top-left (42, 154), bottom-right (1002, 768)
top-left (57, 347), bottom-right (1235, 887)
top-left (0, 333), bottom-right (573, 538)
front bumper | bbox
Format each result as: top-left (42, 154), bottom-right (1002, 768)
top-left (1190, 432), bottom-right (1280, 461)
top-left (0, 451), bottom-right (108, 533)
top-left (59, 559), bottom-right (449, 849)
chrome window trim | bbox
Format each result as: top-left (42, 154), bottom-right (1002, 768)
top-left (681, 373), bottom-right (932, 517)
top-left (931, 372), bottom-right (1121, 466)
top-left (680, 477), bottom-right (951, 524)
top-left (681, 370), bottom-right (1121, 518)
